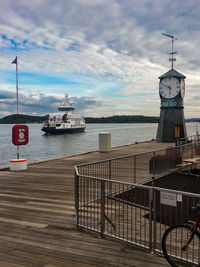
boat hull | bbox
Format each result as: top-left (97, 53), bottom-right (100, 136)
top-left (41, 126), bottom-right (85, 134)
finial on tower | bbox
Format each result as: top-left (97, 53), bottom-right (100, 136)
top-left (162, 33), bottom-right (178, 70)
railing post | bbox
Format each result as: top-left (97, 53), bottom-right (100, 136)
top-left (100, 180), bottom-right (105, 237)
top-left (109, 160), bottom-right (111, 180)
top-left (108, 160), bottom-right (112, 195)
top-left (134, 155), bottom-right (136, 183)
top-left (191, 142), bottom-right (194, 158)
top-left (75, 169), bottom-right (79, 229)
top-left (149, 187), bottom-right (153, 251)
top-left (175, 139), bottom-right (178, 146)
top-left (152, 187), bottom-right (157, 253)
top-left (153, 152), bottom-right (155, 178)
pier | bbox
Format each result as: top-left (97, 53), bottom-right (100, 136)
top-left (0, 141), bottom-right (172, 266)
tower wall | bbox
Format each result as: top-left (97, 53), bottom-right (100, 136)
top-left (156, 108), bottom-right (187, 142)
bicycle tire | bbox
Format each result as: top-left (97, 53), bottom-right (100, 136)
top-left (162, 224), bottom-right (200, 267)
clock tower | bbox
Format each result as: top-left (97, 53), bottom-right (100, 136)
top-left (156, 34), bottom-right (187, 142)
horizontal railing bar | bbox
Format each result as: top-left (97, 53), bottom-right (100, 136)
top-left (75, 134), bottom-right (200, 265)
top-left (154, 249), bottom-right (199, 265)
top-left (77, 223), bottom-right (151, 250)
top-left (104, 233), bottom-right (151, 250)
top-left (78, 188), bottom-right (127, 208)
top-left (77, 224), bottom-right (101, 234)
top-left (77, 224), bottom-right (150, 251)
top-left (76, 173), bottom-right (200, 198)
top-left (75, 139), bottom-right (199, 169)
top-left (76, 174), bottom-right (152, 189)
top-left (153, 186), bottom-right (200, 198)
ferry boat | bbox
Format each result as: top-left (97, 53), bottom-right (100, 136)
top-left (41, 94), bottom-right (86, 134)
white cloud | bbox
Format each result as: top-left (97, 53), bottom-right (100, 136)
top-left (0, 0), bottom-right (200, 117)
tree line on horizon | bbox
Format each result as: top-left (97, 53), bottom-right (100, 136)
top-left (86, 115), bottom-right (159, 123)
top-left (0, 114), bottom-right (160, 124)
top-left (0, 114), bottom-right (47, 124)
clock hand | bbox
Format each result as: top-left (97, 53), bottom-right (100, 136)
top-left (161, 82), bottom-right (170, 89)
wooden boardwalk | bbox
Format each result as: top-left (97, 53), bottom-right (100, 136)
top-left (0, 141), bottom-right (172, 267)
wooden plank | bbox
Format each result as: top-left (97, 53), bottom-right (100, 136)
top-left (26, 201), bottom-right (74, 209)
top-left (0, 141), bottom-right (171, 267)
top-left (0, 193), bottom-right (73, 204)
top-left (0, 203), bottom-right (75, 215)
top-left (0, 217), bottom-right (48, 228)
top-left (0, 261), bottom-right (27, 267)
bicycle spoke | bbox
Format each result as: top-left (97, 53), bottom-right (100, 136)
top-left (162, 224), bottom-right (200, 266)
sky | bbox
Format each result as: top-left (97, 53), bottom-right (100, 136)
top-left (0, 0), bottom-right (200, 118)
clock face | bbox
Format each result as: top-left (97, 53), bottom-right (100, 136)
top-left (181, 78), bottom-right (185, 98)
top-left (159, 77), bottom-right (180, 98)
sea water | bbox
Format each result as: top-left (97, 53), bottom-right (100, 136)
top-left (0, 122), bottom-right (198, 167)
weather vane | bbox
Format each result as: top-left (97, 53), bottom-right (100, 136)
top-left (162, 33), bottom-right (178, 70)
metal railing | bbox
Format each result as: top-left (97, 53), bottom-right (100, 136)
top-left (75, 174), bottom-right (153, 249)
top-left (75, 171), bottom-right (200, 265)
top-left (153, 188), bottom-right (200, 257)
top-left (175, 134), bottom-right (200, 146)
top-left (75, 140), bottom-right (200, 265)
top-left (77, 140), bottom-right (200, 185)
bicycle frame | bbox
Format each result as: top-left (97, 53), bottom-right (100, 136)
top-left (182, 214), bottom-right (200, 251)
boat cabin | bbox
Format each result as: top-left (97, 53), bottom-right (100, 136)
top-left (58, 101), bottom-right (75, 112)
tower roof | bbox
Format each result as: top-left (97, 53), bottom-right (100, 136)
top-left (159, 69), bottom-right (186, 79)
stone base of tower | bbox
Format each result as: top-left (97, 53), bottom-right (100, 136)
top-left (156, 108), bottom-right (187, 142)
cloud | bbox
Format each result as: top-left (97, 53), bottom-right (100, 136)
top-left (0, 89), bottom-right (104, 117)
top-left (0, 90), bottom-right (15, 99)
top-left (0, 0), bottom-right (200, 118)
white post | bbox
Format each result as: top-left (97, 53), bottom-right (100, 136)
top-left (99, 133), bottom-right (111, 153)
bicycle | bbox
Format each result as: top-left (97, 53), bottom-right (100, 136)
top-left (162, 203), bottom-right (200, 267)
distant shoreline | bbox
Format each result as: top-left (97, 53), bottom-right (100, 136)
top-left (0, 114), bottom-right (159, 124)
top-left (0, 114), bottom-right (199, 124)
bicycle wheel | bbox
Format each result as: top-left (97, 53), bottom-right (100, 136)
top-left (162, 224), bottom-right (200, 267)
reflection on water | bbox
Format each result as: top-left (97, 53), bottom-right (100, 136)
top-left (0, 122), bottom-right (198, 167)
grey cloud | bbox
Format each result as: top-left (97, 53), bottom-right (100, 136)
top-left (0, 0), bottom-right (200, 118)
top-left (0, 90), bottom-right (15, 99)
top-left (0, 90), bottom-right (103, 117)
top-left (71, 97), bottom-right (102, 111)
top-left (1, 0), bottom-right (200, 75)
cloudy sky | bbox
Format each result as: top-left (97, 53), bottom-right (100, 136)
top-left (0, 0), bottom-right (200, 118)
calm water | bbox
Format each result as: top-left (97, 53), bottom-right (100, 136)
top-left (0, 123), bottom-right (198, 167)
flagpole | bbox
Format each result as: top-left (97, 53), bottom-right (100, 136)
top-left (12, 56), bottom-right (19, 159)
top-left (16, 60), bottom-right (19, 159)
top-left (16, 59), bottom-right (19, 125)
